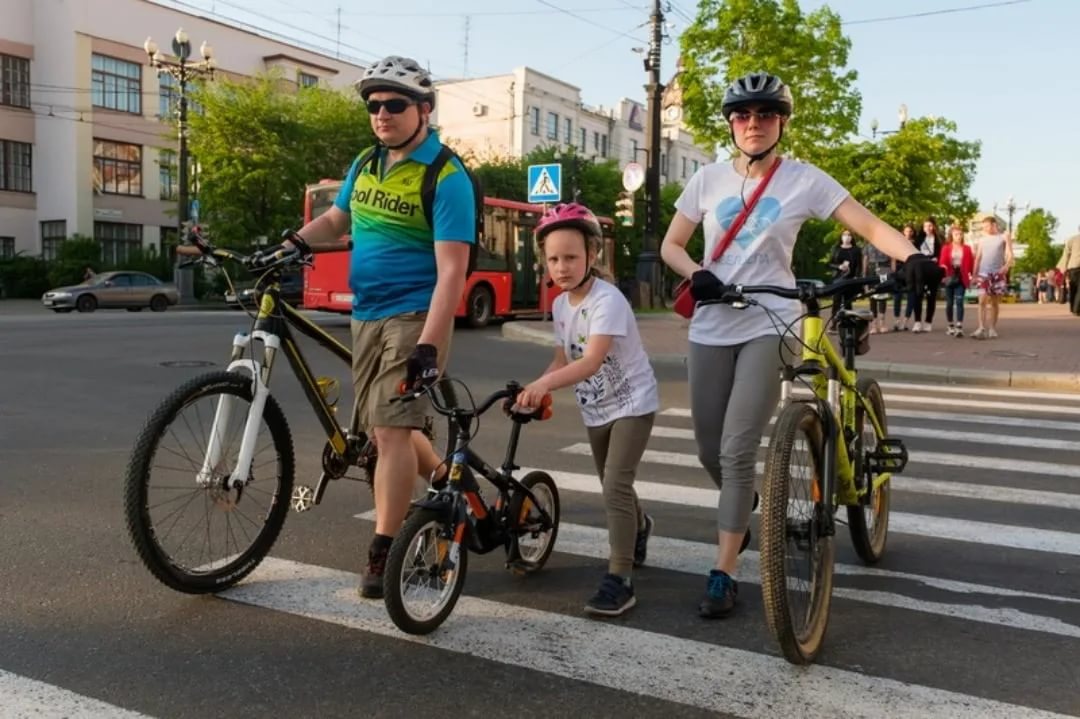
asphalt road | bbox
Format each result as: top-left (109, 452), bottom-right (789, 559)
top-left (1, 305), bottom-right (1078, 718)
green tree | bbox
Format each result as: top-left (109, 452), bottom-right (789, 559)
top-left (471, 155), bottom-right (527, 202)
top-left (187, 74), bottom-right (372, 247)
top-left (679, 0), bottom-right (861, 164)
top-left (1014, 208), bottom-right (1060, 274)
top-left (826, 117), bottom-right (980, 229)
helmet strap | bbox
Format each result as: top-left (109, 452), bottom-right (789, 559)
top-left (385, 113), bottom-right (427, 151)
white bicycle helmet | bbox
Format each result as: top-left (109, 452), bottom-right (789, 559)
top-left (357, 56), bottom-right (435, 108)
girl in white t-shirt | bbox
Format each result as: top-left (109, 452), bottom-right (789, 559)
top-left (660, 71), bottom-right (937, 619)
top-left (516, 203), bottom-right (659, 618)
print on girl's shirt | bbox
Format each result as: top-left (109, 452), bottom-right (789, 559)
top-left (714, 196), bottom-right (782, 248)
top-left (575, 354), bottom-right (633, 413)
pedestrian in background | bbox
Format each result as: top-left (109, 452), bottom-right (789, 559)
top-left (1058, 227), bottom-right (1080, 315)
top-left (863, 235), bottom-right (892, 334)
top-left (892, 223), bottom-right (918, 331)
top-left (939, 224), bottom-right (973, 337)
top-left (911, 216), bottom-right (945, 332)
top-left (972, 215), bottom-right (1014, 338)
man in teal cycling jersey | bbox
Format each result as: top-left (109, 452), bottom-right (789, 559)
top-left (282, 55), bottom-right (476, 598)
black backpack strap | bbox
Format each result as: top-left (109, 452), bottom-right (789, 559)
top-left (420, 145), bottom-right (454, 228)
top-left (421, 145), bottom-right (481, 277)
top-left (354, 146), bottom-right (379, 179)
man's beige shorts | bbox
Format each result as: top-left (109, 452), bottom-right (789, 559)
top-left (351, 312), bottom-right (450, 431)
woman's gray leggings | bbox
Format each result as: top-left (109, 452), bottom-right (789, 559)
top-left (688, 335), bottom-right (789, 533)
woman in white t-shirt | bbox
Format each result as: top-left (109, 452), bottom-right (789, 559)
top-left (660, 71), bottom-right (939, 619)
top-left (517, 203), bottom-right (659, 618)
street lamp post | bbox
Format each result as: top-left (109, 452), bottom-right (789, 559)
top-left (144, 28), bottom-right (215, 303)
top-left (870, 103), bottom-right (909, 138)
top-left (993, 195), bottom-right (1030, 234)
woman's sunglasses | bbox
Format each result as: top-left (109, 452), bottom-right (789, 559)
top-left (365, 98), bottom-right (416, 115)
top-left (730, 110), bottom-right (782, 125)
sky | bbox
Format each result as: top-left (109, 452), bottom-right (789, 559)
top-left (155, 0), bottom-right (1080, 243)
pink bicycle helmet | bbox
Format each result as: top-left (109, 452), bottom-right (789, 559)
top-left (534, 203), bottom-right (602, 243)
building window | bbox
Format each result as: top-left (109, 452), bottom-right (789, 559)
top-left (593, 131), bottom-right (600, 152)
top-left (693, 159), bottom-right (699, 173)
top-left (631, 138), bottom-right (639, 160)
top-left (158, 73), bottom-right (177, 118)
top-left (600, 134), bottom-right (608, 158)
top-left (0, 237), bottom-right (14, 259)
top-left (158, 149), bottom-right (177, 201)
top-left (93, 140), bottom-right (142, 196)
top-left (529, 107), bottom-right (540, 136)
top-left (682, 156), bottom-right (688, 179)
top-left (579, 127), bottom-right (586, 152)
top-left (563, 117), bottom-right (572, 144)
top-left (91, 54), bottom-right (142, 114)
top-left (160, 226), bottom-right (179, 257)
top-left (1, 54), bottom-right (30, 108)
top-left (546, 112), bottom-right (558, 140)
top-left (41, 220), bottom-right (66, 260)
top-left (298, 71), bottom-right (319, 88)
top-left (0, 140), bottom-right (32, 192)
top-left (661, 153), bottom-right (668, 177)
top-left (95, 222), bottom-right (143, 265)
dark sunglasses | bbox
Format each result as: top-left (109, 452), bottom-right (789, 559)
top-left (365, 98), bottom-right (416, 115)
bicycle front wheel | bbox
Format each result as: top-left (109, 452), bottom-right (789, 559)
top-left (760, 401), bottom-right (835, 665)
top-left (848, 377), bottom-right (891, 563)
top-left (384, 508), bottom-right (468, 635)
top-left (124, 371), bottom-right (295, 593)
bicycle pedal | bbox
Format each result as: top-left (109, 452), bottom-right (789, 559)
top-left (291, 485), bottom-right (315, 513)
top-left (868, 437), bottom-right (908, 474)
top-left (505, 559), bottom-right (529, 575)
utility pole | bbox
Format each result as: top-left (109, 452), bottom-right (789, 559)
top-left (336, 6), bottom-right (342, 59)
top-left (635, 0), bottom-right (664, 309)
top-left (463, 15), bottom-right (471, 77)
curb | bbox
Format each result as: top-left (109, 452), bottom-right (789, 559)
top-left (500, 321), bottom-right (1080, 390)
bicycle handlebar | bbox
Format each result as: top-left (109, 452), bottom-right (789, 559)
top-left (698, 275), bottom-right (896, 308)
top-left (392, 380), bottom-right (553, 423)
top-left (176, 225), bottom-right (313, 274)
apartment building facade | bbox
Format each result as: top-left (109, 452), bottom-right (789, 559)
top-left (0, 0), bottom-right (364, 260)
top-left (433, 67), bottom-right (715, 189)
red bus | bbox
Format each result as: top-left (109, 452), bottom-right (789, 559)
top-left (301, 180), bottom-right (617, 327)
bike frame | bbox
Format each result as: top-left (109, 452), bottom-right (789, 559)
top-left (777, 295), bottom-right (892, 513)
top-left (200, 277), bottom-right (355, 491)
top-left (411, 384), bottom-right (555, 558)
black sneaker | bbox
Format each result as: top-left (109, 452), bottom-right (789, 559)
top-left (699, 569), bottom-right (738, 619)
top-left (739, 492), bottom-right (760, 555)
top-left (584, 573), bottom-right (636, 617)
top-left (359, 544), bottom-right (389, 599)
top-left (633, 514), bottom-right (654, 568)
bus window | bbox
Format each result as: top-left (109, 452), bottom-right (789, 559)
top-left (308, 186), bottom-right (339, 220)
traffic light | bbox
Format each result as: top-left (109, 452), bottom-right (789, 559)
top-left (615, 191), bottom-right (635, 227)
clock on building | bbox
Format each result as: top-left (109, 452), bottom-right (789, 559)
top-left (665, 105), bottom-right (682, 122)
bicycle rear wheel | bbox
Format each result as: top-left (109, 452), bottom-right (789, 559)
top-left (384, 508), bottom-right (468, 635)
top-left (506, 471), bottom-right (560, 574)
top-left (124, 371), bottom-right (294, 593)
top-left (848, 378), bottom-right (891, 563)
top-left (760, 401), bottom-right (835, 665)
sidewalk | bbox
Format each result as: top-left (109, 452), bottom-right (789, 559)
top-left (502, 301), bottom-right (1080, 390)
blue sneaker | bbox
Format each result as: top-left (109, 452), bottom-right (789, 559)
top-left (584, 573), bottom-right (636, 617)
top-left (699, 569), bottom-right (738, 619)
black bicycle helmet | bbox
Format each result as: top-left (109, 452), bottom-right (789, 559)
top-left (721, 72), bottom-right (793, 119)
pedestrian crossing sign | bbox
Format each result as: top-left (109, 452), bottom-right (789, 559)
top-left (527, 163), bottom-right (562, 203)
